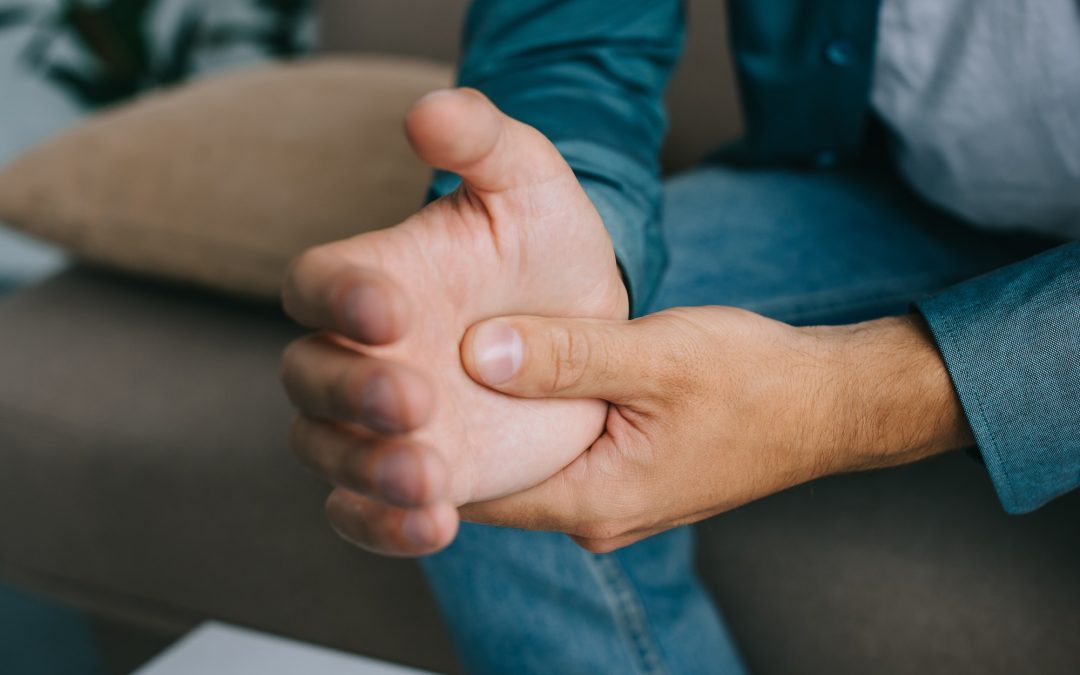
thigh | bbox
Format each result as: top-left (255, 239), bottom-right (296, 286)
top-left (650, 164), bottom-right (1050, 325)
top-left (421, 524), bottom-right (745, 675)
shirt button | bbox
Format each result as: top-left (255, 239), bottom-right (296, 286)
top-left (825, 39), bottom-right (858, 67)
top-left (815, 150), bottom-right (839, 168)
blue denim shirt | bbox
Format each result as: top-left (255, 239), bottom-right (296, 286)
top-left (437, 0), bottom-right (1080, 514)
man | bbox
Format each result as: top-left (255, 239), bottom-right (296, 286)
top-left (280, 0), bottom-right (1079, 672)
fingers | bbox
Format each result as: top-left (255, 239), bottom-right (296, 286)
top-left (458, 442), bottom-right (605, 533)
top-left (463, 479), bottom-right (655, 555)
top-left (458, 479), bottom-right (580, 533)
top-left (282, 245), bottom-right (409, 346)
top-left (461, 316), bottom-right (641, 402)
top-left (281, 334), bottom-right (434, 434)
top-left (290, 416), bottom-right (449, 507)
top-left (326, 488), bottom-right (459, 557)
top-left (404, 88), bottom-right (569, 194)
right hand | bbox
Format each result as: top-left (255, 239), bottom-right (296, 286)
top-left (280, 89), bottom-right (629, 556)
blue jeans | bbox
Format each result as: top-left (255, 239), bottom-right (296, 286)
top-left (421, 164), bottom-right (1045, 674)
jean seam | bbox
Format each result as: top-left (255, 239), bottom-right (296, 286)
top-left (585, 552), bottom-right (669, 675)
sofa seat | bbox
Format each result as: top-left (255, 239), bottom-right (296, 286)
top-left (0, 269), bottom-right (1077, 674)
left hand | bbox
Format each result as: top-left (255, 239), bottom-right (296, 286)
top-left (458, 306), bottom-right (975, 553)
top-left (279, 89), bottom-right (628, 556)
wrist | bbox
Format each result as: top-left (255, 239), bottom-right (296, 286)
top-left (813, 314), bottom-right (975, 474)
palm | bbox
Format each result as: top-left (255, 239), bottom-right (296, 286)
top-left (331, 102), bottom-right (627, 504)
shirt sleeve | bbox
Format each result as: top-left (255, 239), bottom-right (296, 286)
top-left (916, 242), bottom-right (1080, 513)
top-left (427, 0), bottom-right (686, 316)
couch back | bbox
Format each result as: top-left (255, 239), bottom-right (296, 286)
top-left (320, 0), bottom-right (743, 172)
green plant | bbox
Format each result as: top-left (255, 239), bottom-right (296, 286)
top-left (0, 0), bottom-right (310, 108)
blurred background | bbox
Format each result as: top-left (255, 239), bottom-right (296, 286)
top-left (0, 0), bottom-right (315, 293)
top-left (0, 2), bottom-right (1076, 675)
top-left (1, 1), bottom-right (316, 672)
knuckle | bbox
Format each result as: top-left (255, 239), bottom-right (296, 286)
top-left (634, 313), bottom-right (701, 395)
top-left (337, 359), bottom-right (371, 418)
top-left (281, 247), bottom-right (323, 314)
top-left (280, 335), bottom-right (328, 402)
top-left (289, 418), bottom-right (340, 480)
top-left (340, 447), bottom-right (374, 494)
top-left (279, 340), bottom-right (304, 383)
top-left (279, 340), bottom-right (310, 401)
top-left (281, 252), bottom-right (303, 293)
top-left (547, 324), bottom-right (593, 393)
top-left (291, 245), bottom-right (331, 281)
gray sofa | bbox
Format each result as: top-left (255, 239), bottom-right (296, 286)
top-left (1, 2), bottom-right (1077, 673)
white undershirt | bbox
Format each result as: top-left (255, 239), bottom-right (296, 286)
top-left (872, 0), bottom-right (1080, 238)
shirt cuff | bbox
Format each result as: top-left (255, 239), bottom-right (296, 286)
top-left (916, 243), bottom-right (1080, 514)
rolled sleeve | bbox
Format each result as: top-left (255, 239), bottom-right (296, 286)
top-left (917, 242), bottom-right (1080, 513)
top-left (428, 0), bottom-right (684, 316)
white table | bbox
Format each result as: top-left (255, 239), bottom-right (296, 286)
top-left (134, 622), bottom-right (438, 675)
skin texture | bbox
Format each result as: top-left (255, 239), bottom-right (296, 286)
top-left (282, 88), bottom-right (975, 558)
top-left (458, 309), bottom-right (975, 553)
top-left (280, 89), bottom-right (628, 556)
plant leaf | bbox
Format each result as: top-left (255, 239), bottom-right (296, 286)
top-left (154, 9), bottom-right (203, 86)
top-left (0, 6), bottom-right (34, 31)
top-left (43, 63), bottom-right (139, 108)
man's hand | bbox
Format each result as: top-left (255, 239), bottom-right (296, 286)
top-left (280, 89), bottom-right (628, 556)
top-left (458, 307), bottom-right (975, 553)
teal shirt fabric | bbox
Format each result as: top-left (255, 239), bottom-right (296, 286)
top-left (430, 0), bottom-right (686, 314)
top-left (440, 0), bottom-right (1080, 513)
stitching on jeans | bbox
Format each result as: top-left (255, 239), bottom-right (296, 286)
top-left (584, 552), bottom-right (668, 675)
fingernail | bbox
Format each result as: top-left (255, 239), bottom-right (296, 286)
top-left (361, 372), bottom-right (400, 433)
top-left (375, 451), bottom-right (417, 505)
top-left (402, 510), bottom-right (435, 548)
top-left (416, 88), bottom-right (466, 106)
top-left (344, 284), bottom-right (390, 344)
top-left (471, 322), bottom-right (522, 386)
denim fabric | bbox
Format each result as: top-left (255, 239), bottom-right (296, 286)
top-left (423, 526), bottom-right (742, 675)
top-left (0, 584), bottom-right (102, 675)
top-left (918, 244), bottom-right (1080, 513)
top-left (423, 165), bottom-right (1057, 674)
top-left (648, 164), bottom-right (1047, 324)
top-left (452, 1), bottom-right (895, 312)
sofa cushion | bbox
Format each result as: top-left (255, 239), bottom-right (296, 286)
top-left (0, 269), bottom-right (459, 673)
top-left (0, 57), bottom-right (452, 301)
top-left (0, 0), bottom-right (316, 290)
top-left (0, 0), bottom-right (315, 166)
top-left (0, 270), bottom-right (1077, 674)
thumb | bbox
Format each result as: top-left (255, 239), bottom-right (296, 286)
top-left (461, 316), bottom-right (638, 401)
top-left (404, 87), bottom-right (569, 193)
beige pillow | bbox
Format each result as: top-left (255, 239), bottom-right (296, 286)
top-left (0, 57), bottom-right (453, 300)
